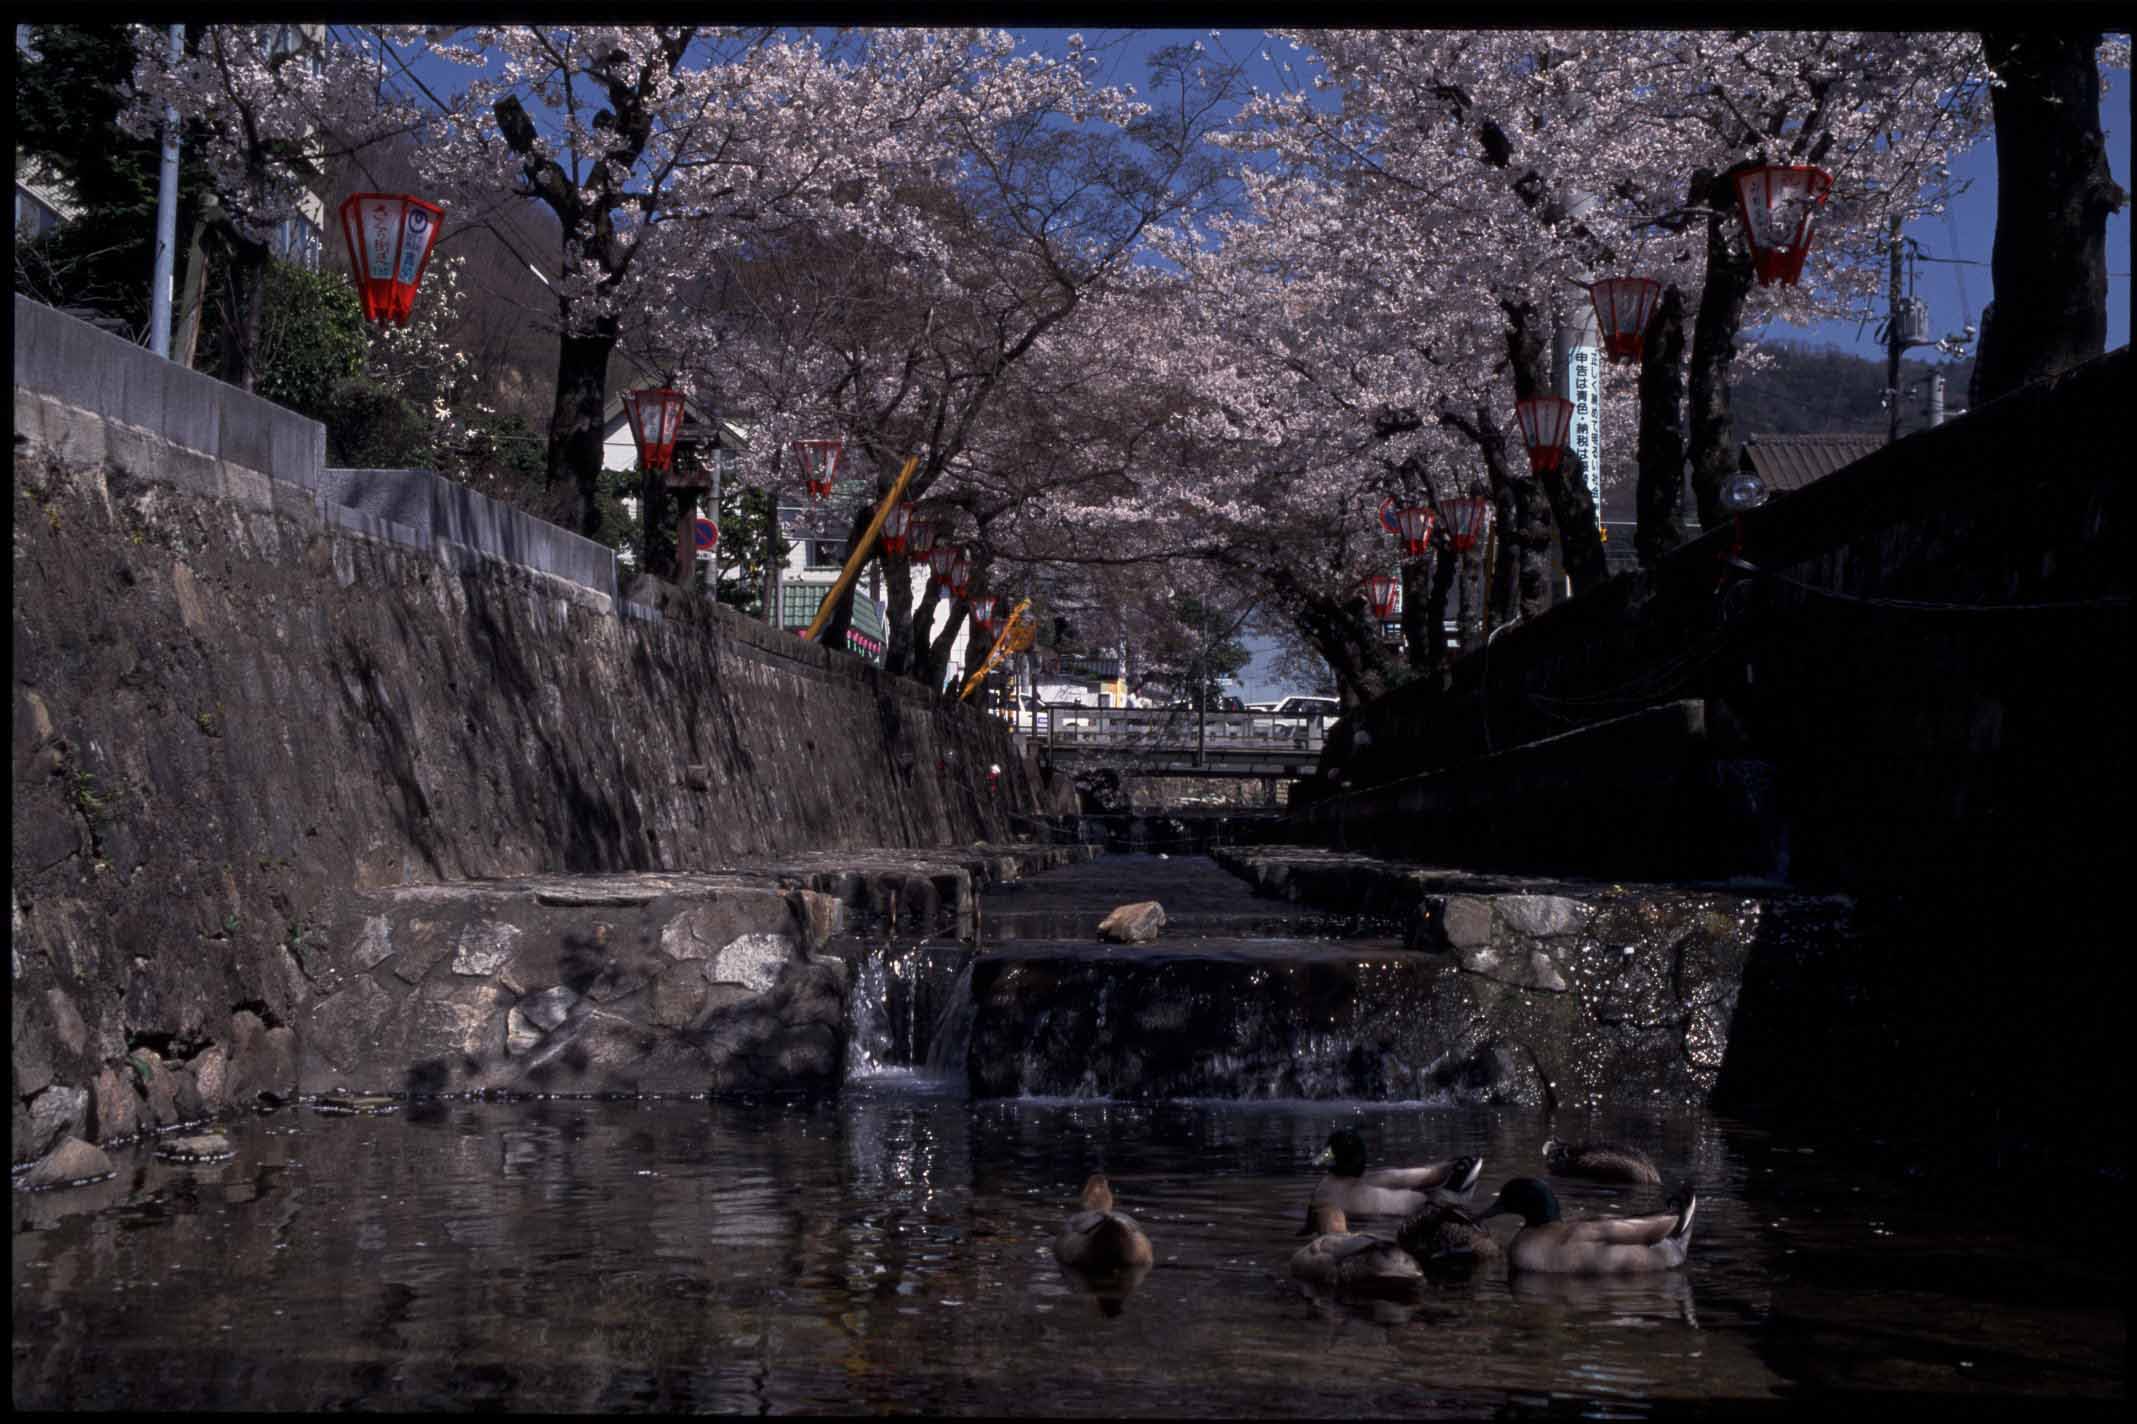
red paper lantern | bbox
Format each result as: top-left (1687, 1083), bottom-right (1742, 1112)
top-left (1515, 396), bottom-right (1575, 476)
top-left (794, 438), bottom-right (844, 500)
top-left (949, 552), bottom-right (973, 600)
top-left (338, 193), bottom-right (445, 325)
top-left (623, 387), bottom-right (687, 472)
top-left (928, 543), bottom-right (961, 583)
top-left (1589, 277), bottom-right (1662, 363)
top-left (907, 517), bottom-right (938, 559)
top-left (1397, 505), bottom-right (1437, 558)
top-left (1732, 164), bottom-right (1834, 286)
top-left (973, 596), bottom-right (1001, 637)
top-left (881, 505), bottom-right (912, 558)
top-left (1364, 573), bottom-right (1400, 622)
top-left (1446, 496), bottom-right (1492, 554)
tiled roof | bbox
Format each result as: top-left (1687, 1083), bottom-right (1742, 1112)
top-left (1740, 433), bottom-right (1888, 494)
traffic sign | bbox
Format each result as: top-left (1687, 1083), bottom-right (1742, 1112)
top-left (693, 516), bottom-right (719, 552)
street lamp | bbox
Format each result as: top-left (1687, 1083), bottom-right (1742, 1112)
top-left (1716, 469), bottom-right (1770, 590)
top-left (908, 516), bottom-right (938, 561)
top-left (1515, 396), bottom-right (1575, 476)
top-left (1733, 164), bottom-right (1834, 287)
top-left (1397, 505), bottom-right (1437, 558)
top-left (794, 438), bottom-right (844, 500)
top-left (622, 387), bottom-right (687, 471)
top-left (949, 552), bottom-right (974, 601)
top-left (928, 543), bottom-right (961, 586)
top-left (1588, 276), bottom-right (1662, 363)
top-left (973, 595), bottom-right (1001, 637)
top-left (338, 193), bottom-right (445, 325)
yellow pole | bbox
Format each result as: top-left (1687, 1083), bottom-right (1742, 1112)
top-left (960, 598), bottom-right (1032, 702)
top-left (801, 454), bottom-right (922, 643)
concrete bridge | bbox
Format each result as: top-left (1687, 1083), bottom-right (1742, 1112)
top-left (1009, 705), bottom-right (1328, 777)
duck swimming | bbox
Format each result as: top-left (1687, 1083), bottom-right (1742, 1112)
top-left (1306, 1128), bottom-right (1482, 1225)
top-left (1290, 1203), bottom-right (1424, 1295)
top-left (1394, 1200), bottom-right (1503, 1272)
top-left (1053, 1173), bottom-right (1155, 1276)
top-left (1542, 1137), bottom-right (1664, 1184)
top-left (1478, 1176), bottom-right (1696, 1275)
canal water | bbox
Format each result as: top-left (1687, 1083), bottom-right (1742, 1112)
top-left (12, 857), bottom-right (2125, 1413)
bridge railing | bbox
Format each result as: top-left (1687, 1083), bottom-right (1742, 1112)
top-left (1006, 704), bottom-right (1328, 756)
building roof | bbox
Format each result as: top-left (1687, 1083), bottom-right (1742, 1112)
top-left (1739, 432), bottom-right (1888, 494)
top-left (599, 394), bottom-right (751, 449)
top-left (777, 585), bottom-right (889, 660)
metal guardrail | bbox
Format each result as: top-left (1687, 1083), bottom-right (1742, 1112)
top-left (999, 704), bottom-right (1329, 761)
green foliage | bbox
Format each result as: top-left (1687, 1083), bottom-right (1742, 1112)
top-left (1733, 343), bottom-right (1976, 444)
top-left (13, 24), bottom-right (220, 334)
top-left (323, 375), bottom-right (433, 469)
top-left (706, 484), bottom-right (791, 614)
top-left (250, 261), bottom-right (367, 422)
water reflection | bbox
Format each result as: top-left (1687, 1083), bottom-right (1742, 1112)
top-left (11, 1092), bottom-right (2121, 1414)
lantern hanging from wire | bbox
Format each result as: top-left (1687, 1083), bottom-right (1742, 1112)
top-left (1588, 277), bottom-right (1663, 363)
top-left (949, 552), bottom-right (974, 600)
top-left (1732, 164), bottom-right (1834, 286)
top-left (928, 543), bottom-right (961, 585)
top-left (622, 387), bottom-right (688, 472)
top-left (1364, 573), bottom-right (1400, 622)
top-left (907, 516), bottom-right (938, 560)
top-left (1397, 505), bottom-right (1438, 558)
top-left (794, 439), bottom-right (845, 500)
top-left (973, 596), bottom-right (1001, 637)
top-left (1445, 495), bottom-right (1493, 554)
top-left (338, 192), bottom-right (445, 324)
top-left (880, 505), bottom-right (912, 558)
top-left (1515, 395), bottom-right (1575, 476)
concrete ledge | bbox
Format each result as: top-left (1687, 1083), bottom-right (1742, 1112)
top-left (15, 295), bottom-right (321, 486)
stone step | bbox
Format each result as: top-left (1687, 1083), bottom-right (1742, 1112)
top-left (298, 843), bottom-right (1094, 1099)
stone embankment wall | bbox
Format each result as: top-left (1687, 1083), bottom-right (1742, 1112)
top-left (12, 298), bottom-right (1044, 1168)
top-left (1313, 348), bottom-right (2130, 896)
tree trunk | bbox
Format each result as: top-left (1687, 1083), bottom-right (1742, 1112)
top-left (215, 235), bottom-right (270, 394)
top-left (1972, 31), bottom-right (2119, 405)
top-left (884, 554), bottom-right (918, 677)
top-left (1400, 556), bottom-right (1435, 673)
top-left (1504, 298), bottom-right (1609, 591)
top-left (1686, 170), bottom-right (1758, 530)
top-left (1455, 541), bottom-right (1486, 656)
top-left (548, 322), bottom-right (618, 538)
top-left (1635, 283), bottom-right (1691, 567)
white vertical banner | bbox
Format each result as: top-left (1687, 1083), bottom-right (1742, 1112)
top-left (1563, 307), bottom-right (1603, 522)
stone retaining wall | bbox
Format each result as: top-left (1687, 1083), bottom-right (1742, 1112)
top-left (12, 302), bottom-right (1052, 1167)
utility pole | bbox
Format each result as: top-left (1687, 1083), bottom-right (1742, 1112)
top-left (1885, 214), bottom-right (1905, 443)
top-left (149, 24), bottom-right (183, 358)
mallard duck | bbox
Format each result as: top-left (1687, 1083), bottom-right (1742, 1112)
top-left (1542, 1136), bottom-right (1663, 1184)
top-left (1290, 1203), bottom-right (1424, 1295)
top-left (1394, 1201), bottom-right (1503, 1272)
top-left (1053, 1173), bottom-right (1155, 1275)
top-left (1305, 1128), bottom-right (1482, 1226)
top-left (1478, 1176), bottom-right (1696, 1275)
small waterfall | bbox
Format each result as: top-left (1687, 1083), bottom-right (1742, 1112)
top-left (846, 941), bottom-right (976, 1082)
top-left (922, 961), bottom-right (978, 1083)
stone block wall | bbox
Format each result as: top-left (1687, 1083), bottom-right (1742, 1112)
top-left (12, 300), bottom-right (1041, 1164)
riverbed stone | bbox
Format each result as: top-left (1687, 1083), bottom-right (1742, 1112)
top-left (653, 961), bottom-right (710, 1029)
top-left (1496, 894), bottom-right (1589, 940)
top-left (388, 918), bottom-right (456, 985)
top-left (91, 1064), bottom-right (141, 1143)
top-left (451, 921), bottom-right (521, 977)
top-left (157, 1132), bottom-right (234, 1162)
top-left (301, 975), bottom-right (396, 1082)
top-left (519, 985), bottom-right (578, 1032)
top-left (21, 1136), bottom-right (115, 1189)
top-left (409, 981), bottom-right (510, 1064)
top-left (46, 987), bottom-right (89, 1057)
top-left (26, 1084), bottom-right (89, 1158)
top-left (134, 1050), bottom-right (179, 1126)
top-left (1455, 941), bottom-right (1570, 993)
top-left (1439, 895), bottom-right (1492, 950)
top-left (709, 933), bottom-right (793, 994)
top-left (351, 915), bottom-right (395, 971)
top-left (1097, 901), bottom-right (1165, 944)
top-left (188, 1043), bottom-right (228, 1111)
